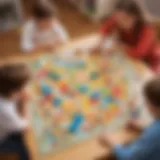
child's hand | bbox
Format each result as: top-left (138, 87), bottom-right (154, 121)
top-left (125, 120), bottom-right (143, 133)
top-left (102, 48), bottom-right (115, 56)
top-left (17, 89), bottom-right (30, 118)
top-left (98, 133), bottom-right (116, 149)
top-left (44, 43), bottom-right (56, 51)
top-left (90, 45), bottom-right (101, 55)
top-left (19, 89), bottom-right (30, 103)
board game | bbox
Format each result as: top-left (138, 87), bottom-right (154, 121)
top-left (29, 51), bottom-right (146, 155)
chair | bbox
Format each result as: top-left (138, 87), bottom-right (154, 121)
top-left (0, 0), bottom-right (23, 31)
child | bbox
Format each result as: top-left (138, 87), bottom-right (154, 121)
top-left (21, 1), bottom-right (68, 53)
top-left (99, 77), bottom-right (160, 160)
top-left (0, 64), bottom-right (31, 160)
top-left (94, 0), bottom-right (160, 72)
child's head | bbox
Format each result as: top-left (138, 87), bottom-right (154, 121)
top-left (115, 0), bottom-right (145, 31)
top-left (144, 77), bottom-right (160, 118)
top-left (32, 1), bottom-right (55, 30)
top-left (0, 63), bottom-right (31, 101)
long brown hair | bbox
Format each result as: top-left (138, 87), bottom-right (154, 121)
top-left (116, 0), bottom-right (146, 43)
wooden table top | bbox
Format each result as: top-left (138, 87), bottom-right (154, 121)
top-left (2, 34), bottom-right (153, 160)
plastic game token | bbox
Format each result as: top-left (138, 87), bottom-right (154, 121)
top-left (91, 92), bottom-right (100, 99)
top-left (90, 72), bottom-right (99, 80)
top-left (48, 72), bottom-right (61, 81)
top-left (68, 113), bottom-right (84, 133)
top-left (40, 84), bottom-right (52, 96)
top-left (60, 83), bottom-right (69, 94)
top-left (52, 98), bottom-right (62, 107)
top-left (77, 84), bottom-right (88, 93)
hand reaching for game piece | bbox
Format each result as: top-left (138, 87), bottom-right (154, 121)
top-left (90, 44), bottom-right (102, 55)
top-left (98, 132), bottom-right (117, 149)
top-left (44, 42), bottom-right (58, 51)
top-left (125, 119), bottom-right (144, 133)
top-left (17, 89), bottom-right (30, 117)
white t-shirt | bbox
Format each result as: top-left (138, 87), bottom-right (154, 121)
top-left (0, 97), bottom-right (28, 142)
top-left (21, 19), bottom-right (69, 52)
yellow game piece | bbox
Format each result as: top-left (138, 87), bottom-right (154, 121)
top-left (63, 100), bottom-right (75, 113)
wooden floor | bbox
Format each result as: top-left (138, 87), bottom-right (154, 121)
top-left (0, 0), bottom-right (98, 58)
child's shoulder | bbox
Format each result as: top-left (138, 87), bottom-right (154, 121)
top-left (147, 121), bottom-right (160, 135)
top-left (142, 23), bottom-right (156, 35)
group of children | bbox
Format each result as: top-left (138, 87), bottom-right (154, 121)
top-left (0, 0), bottom-right (160, 160)
top-left (21, 0), bottom-right (159, 72)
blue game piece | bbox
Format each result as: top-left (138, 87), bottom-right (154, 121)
top-left (76, 61), bottom-right (85, 68)
top-left (90, 72), bottom-right (99, 80)
top-left (52, 98), bottom-right (62, 107)
top-left (68, 113), bottom-right (84, 133)
top-left (104, 96), bottom-right (113, 104)
top-left (40, 84), bottom-right (52, 96)
top-left (91, 92), bottom-right (100, 99)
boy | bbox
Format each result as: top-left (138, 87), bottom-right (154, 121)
top-left (21, 1), bottom-right (68, 53)
top-left (0, 64), bottom-right (31, 160)
top-left (99, 77), bottom-right (160, 160)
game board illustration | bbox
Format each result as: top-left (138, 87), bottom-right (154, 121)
top-left (29, 52), bottom-right (145, 155)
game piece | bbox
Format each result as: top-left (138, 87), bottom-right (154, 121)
top-left (48, 72), bottom-right (61, 81)
top-left (104, 96), bottom-right (113, 104)
top-left (40, 84), bottom-right (52, 96)
top-left (37, 69), bottom-right (48, 78)
top-left (68, 113), bottom-right (84, 133)
top-left (91, 92), bottom-right (100, 99)
top-left (77, 84), bottom-right (88, 93)
top-left (44, 95), bottom-right (52, 101)
top-left (76, 60), bottom-right (86, 68)
top-left (60, 82), bottom-right (69, 94)
top-left (90, 72), bottom-right (99, 80)
top-left (52, 98), bottom-right (62, 107)
top-left (112, 86), bottom-right (122, 98)
top-left (90, 97), bottom-right (99, 105)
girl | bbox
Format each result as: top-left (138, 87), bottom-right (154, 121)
top-left (21, 1), bottom-right (69, 53)
top-left (95, 0), bottom-right (160, 72)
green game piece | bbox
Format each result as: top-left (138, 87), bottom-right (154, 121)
top-left (90, 72), bottom-right (99, 80)
top-left (48, 72), bottom-right (61, 81)
top-left (76, 61), bottom-right (86, 68)
top-left (77, 85), bottom-right (88, 93)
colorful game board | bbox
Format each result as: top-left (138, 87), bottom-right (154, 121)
top-left (29, 51), bottom-right (146, 155)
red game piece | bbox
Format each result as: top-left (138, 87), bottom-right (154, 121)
top-left (60, 83), bottom-right (69, 93)
top-left (45, 94), bottom-right (52, 101)
top-left (90, 98), bottom-right (99, 105)
top-left (40, 94), bottom-right (52, 105)
top-left (37, 69), bottom-right (48, 79)
top-left (112, 86), bottom-right (122, 97)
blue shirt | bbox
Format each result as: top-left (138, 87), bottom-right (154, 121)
top-left (114, 120), bottom-right (160, 160)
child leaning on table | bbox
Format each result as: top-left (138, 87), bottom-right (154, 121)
top-left (21, 1), bottom-right (69, 53)
top-left (0, 64), bottom-right (31, 160)
top-left (93, 0), bottom-right (160, 73)
top-left (99, 77), bottom-right (160, 160)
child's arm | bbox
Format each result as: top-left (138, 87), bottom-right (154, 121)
top-left (1, 107), bottom-right (29, 133)
top-left (21, 21), bottom-right (54, 53)
top-left (53, 20), bottom-right (69, 44)
top-left (121, 26), bottom-right (155, 59)
top-left (99, 128), bottom-right (159, 160)
top-left (21, 21), bottom-right (35, 53)
top-left (126, 120), bottom-right (145, 133)
top-left (92, 15), bottom-right (117, 52)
